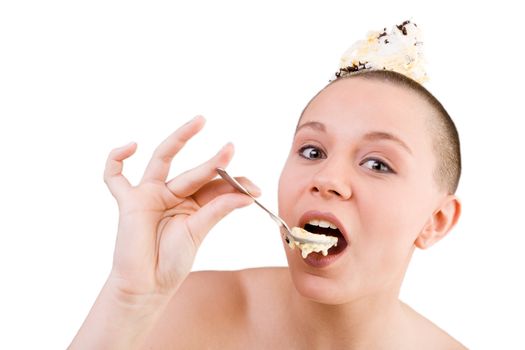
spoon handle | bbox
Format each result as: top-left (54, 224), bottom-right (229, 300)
top-left (216, 168), bottom-right (292, 233)
top-left (216, 167), bottom-right (321, 244)
top-left (216, 168), bottom-right (278, 218)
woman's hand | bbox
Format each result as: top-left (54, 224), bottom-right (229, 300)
top-left (103, 115), bottom-right (260, 301)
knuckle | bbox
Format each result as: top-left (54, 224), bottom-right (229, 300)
top-left (160, 154), bottom-right (174, 164)
top-left (152, 146), bottom-right (172, 164)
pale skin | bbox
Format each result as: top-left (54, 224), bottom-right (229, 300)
top-left (69, 78), bottom-right (466, 349)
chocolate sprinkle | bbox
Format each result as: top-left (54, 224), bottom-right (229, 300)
top-left (396, 20), bottom-right (411, 36)
top-left (334, 61), bottom-right (370, 79)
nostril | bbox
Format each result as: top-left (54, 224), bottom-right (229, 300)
top-left (312, 182), bottom-right (351, 199)
top-left (313, 186), bottom-right (342, 197)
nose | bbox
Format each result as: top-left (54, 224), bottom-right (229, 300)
top-left (310, 160), bottom-right (352, 200)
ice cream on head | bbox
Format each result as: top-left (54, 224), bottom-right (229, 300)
top-left (333, 20), bottom-right (427, 84)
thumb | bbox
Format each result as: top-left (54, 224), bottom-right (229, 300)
top-left (185, 193), bottom-right (254, 248)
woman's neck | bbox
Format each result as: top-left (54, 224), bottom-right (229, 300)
top-left (288, 287), bottom-right (412, 349)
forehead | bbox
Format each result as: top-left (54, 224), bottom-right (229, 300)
top-left (299, 78), bottom-right (433, 153)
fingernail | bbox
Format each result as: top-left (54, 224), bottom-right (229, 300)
top-left (120, 141), bottom-right (135, 149)
top-left (184, 116), bottom-right (197, 125)
top-left (248, 182), bottom-right (261, 193)
top-left (218, 142), bottom-right (232, 154)
top-left (186, 115), bottom-right (204, 125)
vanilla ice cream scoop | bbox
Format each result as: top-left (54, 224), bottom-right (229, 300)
top-left (334, 20), bottom-right (427, 84)
top-left (288, 227), bottom-right (338, 258)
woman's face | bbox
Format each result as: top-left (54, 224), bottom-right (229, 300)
top-left (278, 78), bottom-right (445, 304)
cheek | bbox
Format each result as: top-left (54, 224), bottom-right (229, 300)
top-left (367, 163), bottom-right (436, 239)
top-left (278, 161), bottom-right (309, 218)
top-left (358, 187), bottom-right (426, 249)
top-left (351, 194), bottom-right (419, 286)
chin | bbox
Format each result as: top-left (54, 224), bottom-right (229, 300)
top-left (283, 242), bottom-right (402, 305)
top-left (285, 251), bottom-right (355, 305)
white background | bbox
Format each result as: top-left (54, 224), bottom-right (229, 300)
top-left (1, 1), bottom-right (524, 349)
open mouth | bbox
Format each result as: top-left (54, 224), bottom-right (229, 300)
top-left (303, 223), bottom-right (348, 255)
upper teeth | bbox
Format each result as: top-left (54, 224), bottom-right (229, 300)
top-left (307, 219), bottom-right (338, 230)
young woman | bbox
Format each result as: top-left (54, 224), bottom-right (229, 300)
top-left (69, 68), bottom-right (466, 349)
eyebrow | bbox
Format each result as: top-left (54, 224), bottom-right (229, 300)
top-left (295, 121), bottom-right (326, 134)
top-left (295, 121), bottom-right (413, 155)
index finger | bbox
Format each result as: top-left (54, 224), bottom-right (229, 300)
top-left (140, 115), bottom-right (206, 184)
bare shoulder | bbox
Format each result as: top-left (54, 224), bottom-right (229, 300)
top-left (142, 267), bottom-right (289, 349)
top-left (402, 302), bottom-right (468, 350)
top-left (237, 266), bottom-right (290, 291)
top-left (142, 270), bottom-right (247, 349)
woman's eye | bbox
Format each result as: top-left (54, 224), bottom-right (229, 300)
top-left (298, 145), bottom-right (326, 160)
top-left (360, 158), bottom-right (395, 173)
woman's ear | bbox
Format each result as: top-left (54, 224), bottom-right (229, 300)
top-left (415, 195), bottom-right (461, 249)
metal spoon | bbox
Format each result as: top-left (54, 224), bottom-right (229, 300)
top-left (216, 167), bottom-right (319, 245)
